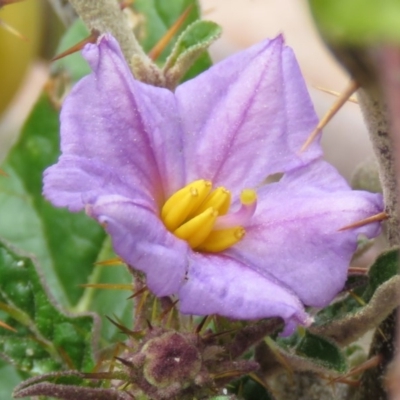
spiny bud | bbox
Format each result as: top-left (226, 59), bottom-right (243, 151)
top-left (141, 331), bottom-right (202, 389)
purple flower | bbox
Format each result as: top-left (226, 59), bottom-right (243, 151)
top-left (43, 34), bottom-right (383, 334)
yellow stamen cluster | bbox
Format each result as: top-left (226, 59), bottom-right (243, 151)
top-left (161, 180), bottom-right (247, 253)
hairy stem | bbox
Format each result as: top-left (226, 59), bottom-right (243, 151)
top-left (67, 0), bottom-right (148, 66)
top-left (324, 45), bottom-right (400, 400)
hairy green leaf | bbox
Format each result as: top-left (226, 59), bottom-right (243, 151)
top-left (363, 247), bottom-right (398, 302)
top-left (0, 94), bottom-right (106, 306)
top-left (133, 0), bottom-right (212, 78)
top-left (296, 331), bottom-right (346, 372)
top-left (0, 240), bottom-right (98, 376)
top-left (164, 20), bottom-right (221, 85)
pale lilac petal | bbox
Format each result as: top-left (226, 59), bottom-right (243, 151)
top-left (176, 36), bottom-right (321, 196)
top-left (179, 252), bottom-right (311, 330)
top-left (228, 160), bottom-right (383, 307)
top-left (44, 155), bottom-right (156, 212)
top-left (88, 195), bottom-right (189, 296)
top-left (44, 34), bottom-right (185, 211)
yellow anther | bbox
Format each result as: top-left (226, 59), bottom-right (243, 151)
top-left (161, 180), bottom-right (254, 253)
top-left (161, 180), bottom-right (212, 231)
top-left (174, 207), bottom-right (218, 249)
top-left (196, 227), bottom-right (245, 253)
top-left (195, 187), bottom-right (231, 216)
top-left (240, 189), bottom-right (257, 205)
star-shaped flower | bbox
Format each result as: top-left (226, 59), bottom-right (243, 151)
top-left (44, 34), bottom-right (383, 334)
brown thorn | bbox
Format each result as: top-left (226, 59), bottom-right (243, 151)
top-left (202, 328), bottom-right (237, 341)
top-left (248, 372), bottom-right (273, 393)
top-left (348, 267), bottom-right (368, 275)
top-left (105, 316), bottom-right (143, 338)
top-left (158, 299), bottom-right (178, 321)
top-left (300, 80), bottom-right (360, 152)
top-left (52, 30), bottom-right (99, 61)
top-left (0, 320), bottom-right (16, 332)
top-left (57, 346), bottom-right (76, 369)
top-left (333, 354), bottom-right (382, 383)
top-left (127, 285), bottom-right (147, 299)
top-left (94, 257), bottom-right (123, 266)
top-left (0, 169), bottom-right (8, 177)
top-left (315, 86), bottom-right (358, 103)
top-left (79, 283), bottom-right (133, 290)
top-left (195, 315), bottom-right (209, 334)
top-left (339, 211), bottom-right (389, 231)
top-left (347, 290), bottom-right (366, 306)
top-left (148, 5), bottom-right (194, 61)
top-left (115, 356), bottom-right (134, 368)
top-left (145, 319), bottom-right (153, 330)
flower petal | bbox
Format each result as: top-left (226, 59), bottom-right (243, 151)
top-left (43, 34), bottom-right (185, 211)
top-left (229, 160), bottom-right (383, 307)
top-left (179, 252), bottom-right (311, 332)
top-left (88, 194), bottom-right (189, 296)
top-left (176, 36), bottom-right (321, 195)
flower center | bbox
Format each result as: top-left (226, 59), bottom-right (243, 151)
top-left (161, 180), bottom-right (257, 253)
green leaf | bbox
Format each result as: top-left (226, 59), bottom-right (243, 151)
top-left (164, 20), bottom-right (221, 84)
top-left (313, 292), bottom-right (364, 326)
top-left (314, 249), bottom-right (398, 326)
top-left (0, 240), bottom-right (98, 375)
top-left (0, 362), bottom-right (23, 400)
top-left (229, 376), bottom-right (273, 400)
top-left (52, 18), bottom-right (91, 81)
top-left (296, 331), bottom-right (347, 372)
top-left (309, 0), bottom-right (400, 45)
top-left (363, 248), bottom-right (398, 302)
top-left (0, 94), bottom-right (106, 306)
top-left (133, 0), bottom-right (213, 78)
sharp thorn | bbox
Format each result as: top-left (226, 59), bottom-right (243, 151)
top-left (300, 80), bottom-right (360, 152)
top-left (115, 356), bottom-right (134, 368)
top-left (52, 30), bottom-right (99, 61)
top-left (348, 267), bottom-right (368, 275)
top-left (148, 5), bottom-right (193, 61)
top-left (0, 320), bottom-right (17, 332)
top-left (332, 355), bottom-right (382, 383)
top-left (94, 257), bottom-right (123, 266)
top-left (339, 211), bottom-right (389, 231)
top-left (127, 285), bottom-right (147, 299)
top-left (315, 86), bottom-right (358, 103)
top-left (158, 299), bottom-right (178, 320)
top-left (79, 283), bottom-right (133, 290)
top-left (195, 315), bottom-right (209, 334)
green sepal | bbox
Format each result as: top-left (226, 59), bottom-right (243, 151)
top-left (295, 331), bottom-right (347, 373)
top-left (0, 240), bottom-right (99, 375)
top-left (163, 20), bottom-right (222, 86)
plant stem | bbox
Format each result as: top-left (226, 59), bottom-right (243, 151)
top-left (67, 0), bottom-right (148, 66)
